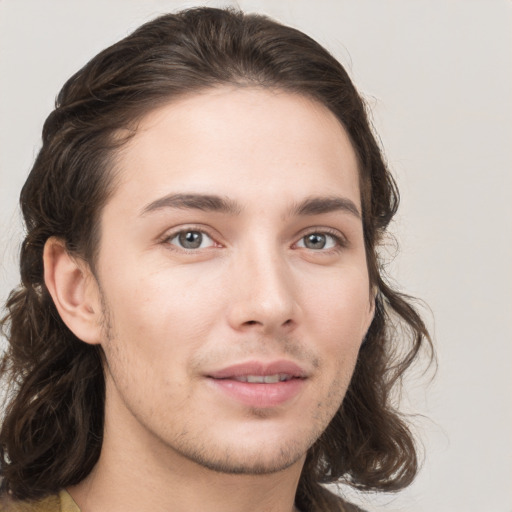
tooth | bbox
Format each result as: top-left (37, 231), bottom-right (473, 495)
top-left (247, 374), bottom-right (283, 383)
top-left (232, 374), bottom-right (291, 383)
top-left (247, 375), bottom-right (265, 383)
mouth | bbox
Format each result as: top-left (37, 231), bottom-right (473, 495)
top-left (205, 360), bottom-right (307, 408)
top-left (230, 374), bottom-right (295, 383)
top-left (206, 360), bottom-right (306, 380)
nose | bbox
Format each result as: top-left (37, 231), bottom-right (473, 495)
top-left (226, 246), bottom-right (298, 335)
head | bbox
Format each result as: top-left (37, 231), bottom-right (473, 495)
top-left (0, 7), bottom-right (430, 509)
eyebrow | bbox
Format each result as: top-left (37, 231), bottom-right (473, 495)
top-left (140, 192), bottom-right (360, 219)
top-left (290, 196), bottom-right (361, 219)
top-left (140, 193), bottom-right (242, 216)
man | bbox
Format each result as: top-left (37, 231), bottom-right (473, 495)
top-left (0, 7), bottom-right (431, 512)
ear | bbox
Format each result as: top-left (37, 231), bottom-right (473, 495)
top-left (43, 237), bottom-right (103, 345)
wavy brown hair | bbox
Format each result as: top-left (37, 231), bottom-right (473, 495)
top-left (0, 7), bottom-right (432, 511)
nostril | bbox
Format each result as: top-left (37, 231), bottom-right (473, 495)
top-left (242, 319), bottom-right (293, 328)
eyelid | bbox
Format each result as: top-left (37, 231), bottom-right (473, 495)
top-left (158, 224), bottom-right (348, 252)
top-left (294, 227), bottom-right (348, 250)
top-left (160, 225), bottom-right (222, 250)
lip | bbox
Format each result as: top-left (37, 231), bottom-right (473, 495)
top-left (206, 360), bottom-right (307, 408)
top-left (207, 360), bottom-right (307, 380)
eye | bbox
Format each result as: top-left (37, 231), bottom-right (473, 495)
top-left (167, 230), bottom-right (216, 250)
top-left (296, 232), bottom-right (339, 250)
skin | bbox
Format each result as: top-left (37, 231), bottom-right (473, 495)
top-left (45, 87), bottom-right (374, 512)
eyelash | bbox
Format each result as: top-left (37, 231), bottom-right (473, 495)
top-left (295, 228), bottom-right (347, 253)
top-left (161, 226), bottom-right (347, 253)
top-left (162, 226), bottom-right (219, 252)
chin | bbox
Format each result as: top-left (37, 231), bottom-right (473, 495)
top-left (181, 443), bottom-right (307, 476)
top-left (168, 421), bottom-right (318, 476)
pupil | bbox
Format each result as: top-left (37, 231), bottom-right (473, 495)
top-left (305, 233), bottom-right (326, 249)
top-left (179, 231), bottom-right (202, 249)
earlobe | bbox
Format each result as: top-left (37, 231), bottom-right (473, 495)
top-left (43, 237), bottom-right (102, 345)
top-left (363, 286), bottom-right (378, 336)
top-left (369, 286), bottom-right (378, 317)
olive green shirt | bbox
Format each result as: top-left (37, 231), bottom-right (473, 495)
top-left (0, 490), bottom-right (80, 512)
top-left (0, 490), bottom-right (365, 512)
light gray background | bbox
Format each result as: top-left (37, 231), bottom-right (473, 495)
top-left (1, 1), bottom-right (511, 511)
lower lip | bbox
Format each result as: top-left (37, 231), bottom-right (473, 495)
top-left (208, 378), bottom-right (305, 408)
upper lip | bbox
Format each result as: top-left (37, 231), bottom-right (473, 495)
top-left (206, 360), bottom-right (307, 380)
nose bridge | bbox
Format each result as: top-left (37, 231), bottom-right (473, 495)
top-left (228, 234), bottom-right (296, 332)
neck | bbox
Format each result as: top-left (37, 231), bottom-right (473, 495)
top-left (68, 384), bottom-right (304, 512)
top-left (69, 461), bottom-right (303, 512)
top-left (68, 451), bottom-right (303, 512)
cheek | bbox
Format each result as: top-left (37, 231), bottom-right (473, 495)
top-left (306, 267), bottom-right (372, 335)
top-left (100, 265), bottom-right (223, 362)
top-left (303, 267), bottom-right (372, 382)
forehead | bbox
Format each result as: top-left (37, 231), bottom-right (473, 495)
top-left (108, 86), bottom-right (361, 216)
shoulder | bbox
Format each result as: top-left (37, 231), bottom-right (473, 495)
top-left (318, 486), bottom-right (367, 512)
top-left (341, 502), bottom-right (367, 512)
top-left (0, 494), bottom-right (59, 512)
top-left (0, 490), bottom-right (78, 512)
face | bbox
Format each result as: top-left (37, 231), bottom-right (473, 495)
top-left (93, 87), bottom-right (374, 475)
